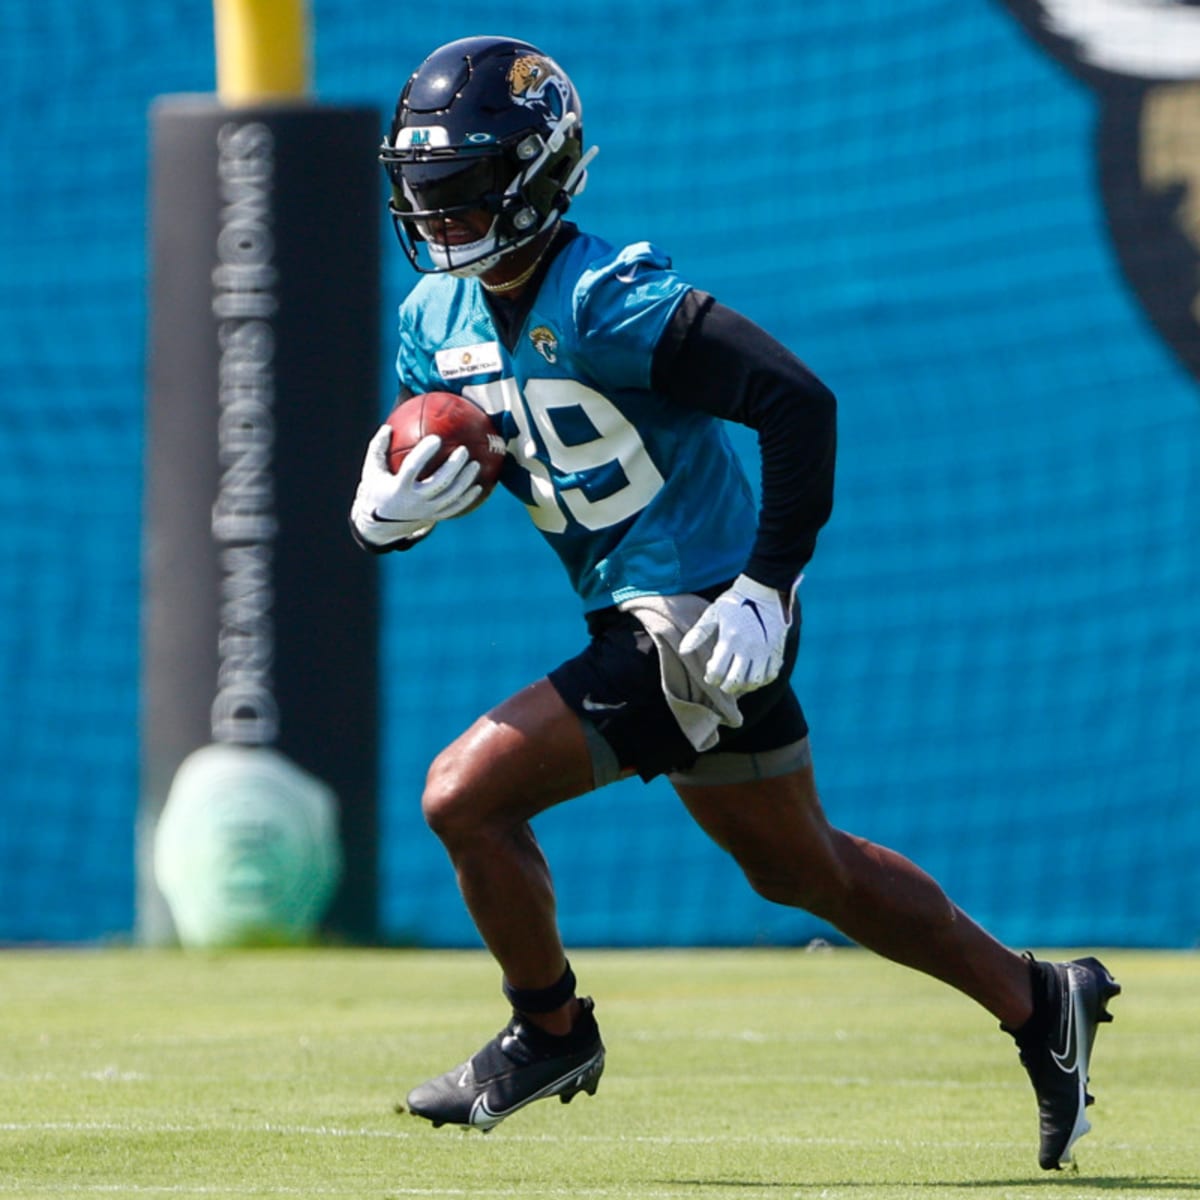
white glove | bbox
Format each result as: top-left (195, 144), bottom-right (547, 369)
top-left (679, 573), bottom-right (793, 697)
top-left (350, 424), bottom-right (481, 548)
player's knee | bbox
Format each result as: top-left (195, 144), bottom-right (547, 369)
top-left (422, 742), bottom-right (531, 849)
top-left (742, 868), bottom-right (797, 907)
top-left (741, 849), bottom-right (853, 915)
top-left (420, 750), bottom-right (476, 844)
top-left (741, 866), bottom-right (819, 909)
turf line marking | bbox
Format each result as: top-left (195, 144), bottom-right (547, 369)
top-left (624, 1073), bottom-right (1008, 1090)
top-left (0, 1119), bottom-right (1028, 1150)
top-left (0, 1182), bottom-right (765, 1198)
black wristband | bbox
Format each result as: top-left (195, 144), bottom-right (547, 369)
top-left (348, 515), bottom-right (433, 555)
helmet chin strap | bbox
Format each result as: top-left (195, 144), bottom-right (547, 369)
top-left (427, 221), bottom-right (507, 276)
top-left (430, 207), bottom-right (555, 278)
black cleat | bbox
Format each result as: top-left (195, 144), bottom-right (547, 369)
top-left (405, 997), bottom-right (605, 1133)
top-left (1009, 956), bottom-right (1121, 1170)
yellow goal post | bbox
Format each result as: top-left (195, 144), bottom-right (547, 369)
top-left (212, 0), bottom-right (311, 103)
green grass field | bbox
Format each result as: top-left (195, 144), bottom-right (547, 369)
top-left (1, 947), bottom-right (1196, 1199)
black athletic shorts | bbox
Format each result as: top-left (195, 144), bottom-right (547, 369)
top-left (547, 585), bottom-right (808, 784)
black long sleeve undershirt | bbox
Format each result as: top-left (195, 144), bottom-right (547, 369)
top-left (651, 290), bottom-right (837, 592)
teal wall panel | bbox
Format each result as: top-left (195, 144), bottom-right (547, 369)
top-left (1, 0), bottom-right (1195, 946)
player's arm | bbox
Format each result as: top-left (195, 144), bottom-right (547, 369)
top-left (657, 291), bottom-right (837, 694)
top-left (654, 289), bottom-right (836, 591)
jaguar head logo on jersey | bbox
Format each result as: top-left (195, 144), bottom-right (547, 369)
top-left (530, 325), bottom-right (559, 364)
top-left (507, 55), bottom-right (569, 122)
top-left (1004, 0), bottom-right (1200, 391)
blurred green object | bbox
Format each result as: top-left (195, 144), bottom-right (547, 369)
top-left (154, 744), bottom-right (342, 947)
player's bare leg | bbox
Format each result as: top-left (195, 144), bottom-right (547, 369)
top-left (673, 743), bottom-right (1033, 1024)
top-left (404, 679), bottom-right (606, 1130)
top-left (420, 678), bottom-right (597, 1028)
top-left (674, 740), bottom-right (1120, 1168)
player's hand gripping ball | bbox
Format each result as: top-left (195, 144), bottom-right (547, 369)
top-left (386, 392), bottom-right (506, 514)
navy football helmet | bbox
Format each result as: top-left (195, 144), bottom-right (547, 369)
top-left (380, 36), bottom-right (597, 276)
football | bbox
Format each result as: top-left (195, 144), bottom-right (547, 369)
top-left (385, 391), bottom-right (506, 514)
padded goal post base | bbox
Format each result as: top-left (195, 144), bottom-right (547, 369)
top-left (141, 97), bottom-right (383, 943)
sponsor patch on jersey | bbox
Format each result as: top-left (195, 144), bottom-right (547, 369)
top-left (436, 341), bottom-right (503, 380)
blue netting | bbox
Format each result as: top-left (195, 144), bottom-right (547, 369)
top-left (1, 0), bottom-right (1196, 946)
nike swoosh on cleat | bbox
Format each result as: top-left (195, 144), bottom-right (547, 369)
top-left (470, 1089), bottom-right (527, 1130)
top-left (467, 1050), bottom-right (605, 1129)
top-left (469, 1096), bottom-right (504, 1129)
top-left (1051, 983), bottom-right (1080, 1073)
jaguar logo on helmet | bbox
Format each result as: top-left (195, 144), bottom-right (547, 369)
top-left (507, 55), bottom-right (570, 121)
top-left (1004, 0), bottom-right (1200, 391)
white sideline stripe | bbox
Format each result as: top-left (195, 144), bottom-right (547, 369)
top-left (0, 1190), bottom-right (831, 1198)
top-left (0, 1185), bottom-right (825, 1195)
top-left (0, 1120), bottom-right (1024, 1149)
top-left (1, 1072), bottom-right (1012, 1091)
top-left (0, 1191), bottom-right (360, 1197)
top-left (629, 1074), bottom-right (1008, 1090)
top-left (0, 1123), bottom-right (407, 1138)
top-left (0, 1189), bottom-right (738, 1199)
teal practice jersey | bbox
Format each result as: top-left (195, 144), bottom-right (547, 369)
top-left (395, 230), bottom-right (757, 612)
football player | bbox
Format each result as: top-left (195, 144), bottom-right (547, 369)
top-left (350, 35), bottom-right (1119, 1169)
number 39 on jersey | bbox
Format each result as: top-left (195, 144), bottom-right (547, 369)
top-left (464, 376), bottom-right (665, 534)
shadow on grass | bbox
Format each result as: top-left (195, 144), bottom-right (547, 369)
top-left (967, 1180), bottom-right (1200, 1193)
top-left (656, 1178), bottom-right (1200, 1193)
